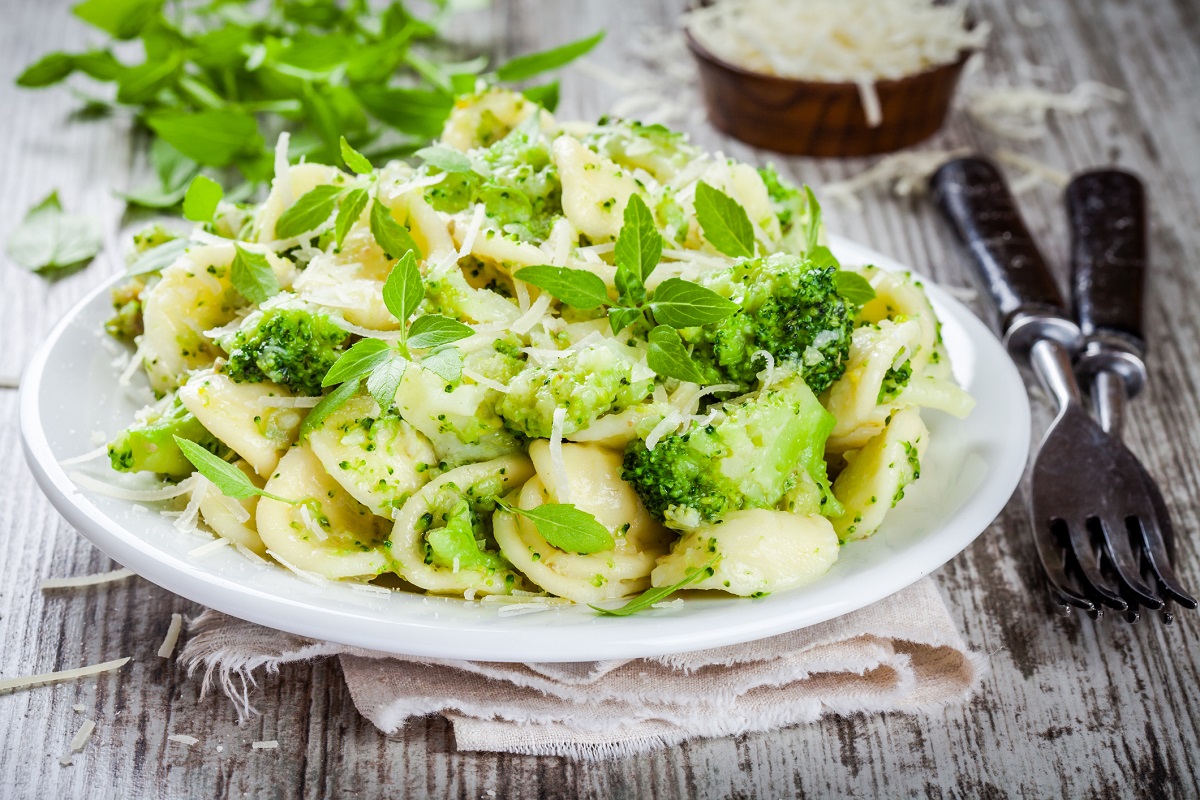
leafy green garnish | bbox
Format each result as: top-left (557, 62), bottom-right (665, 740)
top-left (498, 500), bottom-right (615, 555)
top-left (182, 175), bottom-right (223, 223)
top-left (6, 191), bottom-right (102, 276)
top-left (127, 237), bottom-right (189, 276)
top-left (299, 379), bottom-right (361, 438)
top-left (589, 555), bottom-right (720, 616)
top-left (648, 278), bottom-right (739, 329)
top-left (229, 245), bottom-right (280, 305)
top-left (834, 271), bottom-right (877, 306)
top-left (339, 136), bottom-right (373, 175)
top-left (495, 31), bottom-right (605, 82)
top-left (173, 436), bottom-right (295, 504)
top-left (322, 339), bottom-right (392, 388)
top-left (334, 188), bottom-right (370, 249)
top-left (803, 185), bottom-right (822, 255)
top-left (613, 194), bottom-right (662, 304)
top-left (370, 199), bottom-right (422, 261)
top-left (415, 145), bottom-right (473, 175)
top-left (407, 315), bottom-right (475, 349)
top-left (381, 250), bottom-right (424, 327)
top-left (275, 185), bottom-right (342, 240)
top-left (695, 181), bottom-right (755, 259)
top-left (514, 265), bottom-right (610, 310)
top-left (365, 353), bottom-right (409, 411)
top-left (645, 326), bottom-right (713, 384)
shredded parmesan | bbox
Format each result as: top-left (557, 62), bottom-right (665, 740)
top-left (267, 550), bottom-right (329, 586)
top-left (753, 350), bottom-right (776, 388)
top-left (0, 657), bottom-right (130, 694)
top-left (175, 478), bottom-right (209, 533)
top-left (188, 538), bottom-right (231, 559)
top-left (462, 368), bottom-right (510, 393)
top-left (966, 80), bottom-right (1126, 140)
top-left (349, 583), bottom-right (392, 595)
top-left (511, 293), bottom-right (552, 335)
top-left (298, 504), bottom-right (328, 541)
top-left (72, 703), bottom-right (85, 713)
top-left (58, 445), bottom-right (109, 467)
top-left (327, 318), bottom-right (406, 341)
top-left (822, 148), bottom-right (971, 210)
top-left (457, 203), bottom-right (486, 258)
top-left (993, 148), bottom-right (1070, 193)
top-left (60, 719), bottom-right (96, 766)
top-left (117, 337), bottom-right (146, 386)
top-left (158, 613), bottom-right (183, 658)
top-left (70, 472), bottom-right (199, 502)
top-left (41, 569), bottom-right (135, 591)
top-left (549, 407), bottom-right (570, 504)
top-left (168, 734), bottom-right (199, 746)
top-left (496, 603), bottom-right (552, 617)
top-left (234, 543), bottom-right (269, 565)
top-left (252, 740), bottom-right (279, 750)
top-left (645, 411), bottom-right (684, 451)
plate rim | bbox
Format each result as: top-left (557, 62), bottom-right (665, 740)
top-left (19, 234), bottom-right (1030, 662)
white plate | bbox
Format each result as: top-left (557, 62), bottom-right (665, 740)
top-left (20, 236), bottom-right (1029, 662)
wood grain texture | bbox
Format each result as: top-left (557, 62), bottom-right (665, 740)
top-left (1, 0), bottom-right (1198, 797)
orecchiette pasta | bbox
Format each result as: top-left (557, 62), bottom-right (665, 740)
top-left (197, 460), bottom-right (266, 556)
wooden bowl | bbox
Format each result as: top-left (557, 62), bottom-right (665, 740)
top-left (684, 28), bottom-right (972, 157)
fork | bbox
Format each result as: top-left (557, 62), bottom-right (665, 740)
top-left (1067, 169), bottom-right (1197, 621)
top-left (930, 156), bottom-right (1170, 616)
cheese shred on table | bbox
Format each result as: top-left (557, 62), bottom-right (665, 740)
top-left (40, 568), bottom-right (136, 591)
top-left (0, 657), bottom-right (131, 694)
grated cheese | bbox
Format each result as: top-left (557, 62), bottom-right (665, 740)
top-left (822, 148), bottom-right (971, 211)
top-left (327, 318), bottom-right (406, 341)
top-left (234, 543), bottom-right (269, 565)
top-left (252, 740), bottom-right (279, 750)
top-left (993, 148), bottom-right (1070, 194)
top-left (349, 583), bottom-right (392, 595)
top-left (685, 0), bottom-right (989, 126)
top-left (645, 411), bottom-right (684, 451)
top-left (168, 734), bottom-right (199, 746)
top-left (496, 603), bottom-right (552, 617)
top-left (267, 550), bottom-right (329, 586)
top-left (966, 80), bottom-right (1126, 140)
top-left (70, 472), bottom-right (199, 502)
top-left (58, 445), bottom-right (109, 467)
top-left (117, 336), bottom-right (146, 387)
top-left (298, 503), bottom-right (328, 542)
top-left (462, 368), bottom-right (510, 393)
top-left (549, 407), bottom-right (570, 504)
top-left (457, 203), bottom-right (486, 258)
top-left (0, 657), bottom-right (130, 695)
top-left (511, 293), bottom-right (552, 335)
top-left (753, 349), bottom-right (776, 389)
top-left (157, 613), bottom-right (183, 658)
top-left (188, 538), bottom-right (231, 559)
top-left (175, 478), bottom-right (208, 534)
top-left (72, 703), bottom-right (86, 713)
top-left (41, 569), bottom-right (135, 591)
top-left (60, 719), bottom-right (96, 766)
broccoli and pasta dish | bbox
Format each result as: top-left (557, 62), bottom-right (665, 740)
top-left (93, 89), bottom-right (974, 610)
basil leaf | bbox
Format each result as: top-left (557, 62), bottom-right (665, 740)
top-left (366, 354), bottom-right (408, 411)
top-left (230, 245), bottom-right (280, 304)
top-left (807, 245), bottom-right (839, 271)
top-left (322, 338), bottom-right (391, 387)
top-left (407, 315), bottom-right (475, 349)
top-left (804, 185), bottom-right (822, 255)
top-left (645, 325), bottom-right (711, 384)
top-left (370, 199), bottom-right (423, 261)
top-left (522, 81), bottom-right (560, 112)
top-left (174, 436), bottom-right (294, 504)
top-left (355, 86), bottom-right (454, 139)
top-left (382, 249), bottom-right (423, 325)
top-left (590, 555), bottom-right (720, 616)
top-left (145, 108), bottom-right (263, 168)
top-left (74, 0), bottom-right (161, 40)
top-left (420, 345), bottom-right (463, 383)
top-left (414, 145), bottom-right (473, 174)
top-left (695, 181), bottom-right (755, 259)
top-left (607, 306), bottom-right (644, 336)
top-left (500, 501), bottom-right (615, 555)
top-left (127, 237), bottom-right (189, 276)
top-left (274, 184), bottom-right (341, 240)
top-left (649, 278), bottom-right (738, 328)
top-left (16, 52), bottom-right (76, 87)
top-left (613, 193), bottom-right (661, 304)
top-left (300, 378), bottom-right (360, 438)
top-left (334, 187), bottom-right (369, 249)
top-left (339, 136), bottom-right (373, 175)
top-left (835, 271), bottom-right (877, 306)
top-left (6, 191), bottom-right (102, 275)
top-left (182, 175), bottom-right (223, 222)
top-left (495, 31), bottom-right (605, 82)
top-left (514, 265), bottom-right (610, 310)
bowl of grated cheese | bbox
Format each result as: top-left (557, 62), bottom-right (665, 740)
top-left (683, 0), bottom-right (988, 157)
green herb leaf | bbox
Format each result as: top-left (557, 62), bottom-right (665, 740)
top-left (145, 109), bottom-right (263, 168)
top-left (835, 270), bottom-right (877, 306)
top-left (5, 191), bottom-right (102, 275)
top-left (803, 185), bottom-right (822, 254)
top-left (414, 145), bottom-right (473, 174)
top-left (645, 325), bottom-right (712, 384)
top-left (230, 245), bottom-right (280, 304)
top-left (607, 306), bottom-right (644, 336)
top-left (127, 237), bottom-right (189, 276)
top-left (182, 175), bottom-right (223, 222)
top-left (300, 378), bottom-right (361, 438)
top-left (322, 339), bottom-right (392, 387)
top-left (274, 184), bottom-right (342, 240)
top-left (407, 315), bottom-right (475, 349)
top-left (73, 0), bottom-right (161, 40)
top-left (366, 354), bottom-right (408, 411)
top-left (613, 193), bottom-right (661, 304)
top-left (339, 136), bottom-right (373, 175)
top-left (514, 265), bottom-right (610, 310)
top-left (499, 501), bottom-right (615, 555)
top-left (335, 187), bottom-right (369, 249)
top-left (522, 81), bottom-right (560, 111)
top-left (173, 436), bottom-right (294, 504)
top-left (121, 138), bottom-right (199, 209)
top-left (590, 555), bottom-right (720, 616)
top-left (695, 181), bottom-right (755, 259)
top-left (370, 199), bottom-right (423, 261)
top-left (382, 249), bottom-right (424, 326)
top-left (16, 52), bottom-right (76, 87)
top-left (420, 345), bottom-right (463, 383)
top-left (649, 278), bottom-right (738, 328)
top-left (807, 245), bottom-right (839, 271)
top-left (355, 86), bottom-right (454, 139)
top-left (495, 31), bottom-right (605, 82)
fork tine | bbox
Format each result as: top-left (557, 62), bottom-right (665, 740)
top-left (1093, 516), bottom-right (1164, 609)
top-left (1034, 518), bottom-right (1096, 612)
top-left (1063, 518), bottom-right (1127, 610)
top-left (1131, 511), bottom-right (1198, 609)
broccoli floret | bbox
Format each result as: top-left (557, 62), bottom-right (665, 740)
top-left (877, 360), bottom-right (913, 404)
top-left (681, 253), bottom-right (854, 394)
top-left (424, 496), bottom-right (505, 571)
top-left (622, 375), bottom-right (837, 527)
top-left (105, 275), bottom-right (149, 342)
top-left (108, 397), bottom-right (225, 478)
top-left (217, 296), bottom-right (349, 396)
top-left (496, 345), bottom-right (654, 438)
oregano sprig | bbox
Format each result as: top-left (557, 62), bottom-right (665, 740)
top-left (174, 437), bottom-right (296, 504)
top-left (589, 554), bottom-right (721, 616)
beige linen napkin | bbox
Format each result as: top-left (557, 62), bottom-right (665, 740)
top-left (179, 578), bottom-right (983, 760)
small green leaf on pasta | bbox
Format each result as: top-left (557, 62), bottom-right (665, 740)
top-left (694, 181), bottom-right (755, 259)
top-left (322, 338), bottom-right (391, 387)
top-left (589, 555), bottom-right (720, 616)
top-left (173, 436), bottom-right (292, 503)
top-left (607, 306), bottom-right (644, 336)
top-left (366, 354), bottom-right (408, 411)
top-left (834, 271), bottom-right (877, 306)
top-left (613, 193), bottom-right (661, 304)
top-left (500, 501), bottom-right (615, 555)
top-left (182, 175), bottom-right (223, 222)
top-left (514, 265), bottom-right (610, 310)
top-left (407, 315), bottom-right (475, 349)
top-left (230, 244), bottom-right (280, 304)
top-left (334, 187), bottom-right (369, 249)
top-left (273, 184), bottom-right (341, 239)
top-left (300, 379), bottom-right (361, 438)
top-left (414, 145), bottom-right (473, 174)
top-left (382, 249), bottom-right (424, 324)
top-left (648, 278), bottom-right (738, 328)
top-left (370, 199), bottom-right (423, 261)
top-left (645, 325), bottom-right (712, 384)
top-left (420, 345), bottom-right (463, 383)
top-left (339, 136), bottom-right (373, 175)
top-left (803, 185), bottom-right (822, 255)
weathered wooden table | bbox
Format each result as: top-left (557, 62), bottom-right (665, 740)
top-left (2, 0), bottom-right (1198, 796)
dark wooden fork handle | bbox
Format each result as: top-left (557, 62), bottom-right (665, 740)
top-left (1067, 169), bottom-right (1147, 355)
